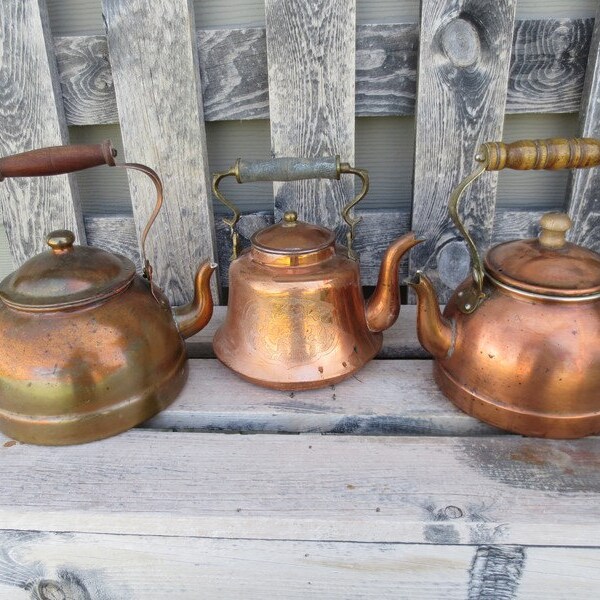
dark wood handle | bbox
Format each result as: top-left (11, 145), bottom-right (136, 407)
top-left (0, 140), bottom-right (117, 180)
top-left (480, 138), bottom-right (600, 171)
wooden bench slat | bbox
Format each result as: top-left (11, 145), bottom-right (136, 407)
top-left (101, 0), bottom-right (219, 304)
top-left (0, 531), bottom-right (598, 599)
top-left (0, 0), bottom-right (86, 266)
top-left (410, 0), bottom-right (517, 302)
top-left (1, 431), bottom-right (598, 546)
top-left (567, 5), bottom-right (600, 251)
top-left (54, 19), bottom-right (592, 125)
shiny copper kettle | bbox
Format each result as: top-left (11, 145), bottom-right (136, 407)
top-left (0, 141), bottom-right (216, 445)
top-left (212, 156), bottom-right (420, 390)
top-left (411, 138), bottom-right (600, 438)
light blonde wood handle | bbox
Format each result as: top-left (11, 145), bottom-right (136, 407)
top-left (479, 138), bottom-right (600, 171)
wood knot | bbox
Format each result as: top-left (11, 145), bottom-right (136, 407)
top-left (440, 18), bottom-right (481, 67)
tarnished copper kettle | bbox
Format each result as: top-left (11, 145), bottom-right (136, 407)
top-left (411, 138), bottom-right (600, 438)
top-left (0, 141), bottom-right (216, 445)
top-left (212, 156), bottom-right (420, 390)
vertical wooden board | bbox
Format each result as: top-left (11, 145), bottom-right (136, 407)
top-left (409, 0), bottom-right (516, 300)
top-left (0, 0), bottom-right (84, 266)
top-left (102, 0), bottom-right (218, 305)
top-left (265, 0), bottom-right (356, 236)
top-left (566, 4), bottom-right (600, 251)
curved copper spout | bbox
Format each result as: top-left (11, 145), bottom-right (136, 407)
top-left (408, 271), bottom-right (453, 359)
top-left (172, 261), bottom-right (217, 339)
top-left (365, 232), bottom-right (422, 332)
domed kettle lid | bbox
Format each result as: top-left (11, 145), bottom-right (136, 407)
top-left (0, 230), bottom-right (136, 310)
top-left (484, 212), bottom-right (600, 297)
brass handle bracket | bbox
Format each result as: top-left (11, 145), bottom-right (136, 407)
top-left (339, 162), bottom-right (369, 260)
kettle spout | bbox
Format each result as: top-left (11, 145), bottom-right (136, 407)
top-left (172, 261), bottom-right (217, 339)
top-left (365, 232), bottom-right (422, 333)
top-left (408, 271), bottom-right (453, 359)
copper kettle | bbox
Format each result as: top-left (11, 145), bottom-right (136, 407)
top-left (0, 141), bottom-right (216, 445)
top-left (212, 156), bottom-right (420, 390)
top-left (411, 138), bottom-right (600, 438)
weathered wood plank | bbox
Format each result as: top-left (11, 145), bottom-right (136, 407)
top-left (101, 0), bottom-right (218, 304)
top-left (84, 208), bottom-right (544, 290)
top-left (144, 358), bottom-right (498, 435)
top-left (1, 431), bottom-right (599, 545)
top-left (53, 19), bottom-right (592, 125)
top-left (265, 0), bottom-right (356, 231)
top-left (0, 0), bottom-right (85, 267)
top-left (566, 6), bottom-right (600, 251)
top-left (0, 532), bottom-right (598, 599)
top-left (410, 0), bottom-right (517, 302)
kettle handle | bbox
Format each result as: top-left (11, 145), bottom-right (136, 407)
top-left (212, 156), bottom-right (369, 260)
top-left (0, 140), bottom-right (117, 180)
top-left (448, 137), bottom-right (600, 314)
top-left (0, 141), bottom-right (164, 296)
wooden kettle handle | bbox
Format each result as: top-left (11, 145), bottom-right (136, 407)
top-left (0, 140), bottom-right (116, 180)
top-left (479, 138), bottom-right (600, 171)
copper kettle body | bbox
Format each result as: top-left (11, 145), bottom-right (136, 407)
top-left (212, 157), bottom-right (420, 390)
top-left (411, 138), bottom-right (600, 439)
top-left (0, 142), bottom-right (216, 445)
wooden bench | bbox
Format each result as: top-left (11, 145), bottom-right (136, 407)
top-left (0, 0), bottom-right (599, 597)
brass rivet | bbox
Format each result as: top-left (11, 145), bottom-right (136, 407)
top-left (46, 230), bottom-right (75, 251)
top-left (283, 211), bottom-right (298, 223)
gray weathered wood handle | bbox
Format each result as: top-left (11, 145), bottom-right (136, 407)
top-left (0, 140), bottom-right (117, 180)
top-left (480, 138), bottom-right (600, 171)
top-left (235, 156), bottom-right (340, 183)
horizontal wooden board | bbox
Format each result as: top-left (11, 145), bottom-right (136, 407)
top-left (1, 431), bottom-right (599, 546)
top-left (144, 358), bottom-right (499, 436)
top-left (0, 531), bottom-right (599, 599)
top-left (85, 208), bottom-right (544, 288)
top-left (54, 18), bottom-right (592, 125)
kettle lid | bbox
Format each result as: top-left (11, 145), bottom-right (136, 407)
top-left (484, 213), bottom-right (600, 297)
top-left (0, 230), bottom-right (136, 310)
top-left (251, 211), bottom-right (335, 260)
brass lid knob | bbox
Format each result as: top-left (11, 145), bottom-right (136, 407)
top-left (283, 211), bottom-right (298, 224)
top-left (539, 212), bottom-right (571, 249)
top-left (46, 230), bottom-right (75, 252)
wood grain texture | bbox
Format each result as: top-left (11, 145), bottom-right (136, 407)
top-left (1, 430), bottom-right (599, 545)
top-left (566, 6), bottom-right (600, 251)
top-left (0, 0), bottom-right (85, 267)
top-left (507, 18), bottom-right (593, 114)
top-left (84, 208), bottom-right (545, 291)
top-left (265, 0), bottom-right (355, 232)
top-left (144, 358), bottom-right (498, 435)
top-left (0, 532), bottom-right (598, 599)
top-left (101, 0), bottom-right (218, 305)
top-left (53, 19), bottom-right (593, 124)
top-left (410, 0), bottom-right (517, 302)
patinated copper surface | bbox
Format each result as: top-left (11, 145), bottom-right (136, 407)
top-left (412, 137), bottom-right (600, 439)
top-left (214, 213), bottom-right (420, 390)
top-left (0, 142), bottom-right (216, 445)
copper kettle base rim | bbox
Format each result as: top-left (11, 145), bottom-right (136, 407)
top-left (0, 355), bottom-right (188, 446)
top-left (434, 362), bottom-right (600, 439)
top-left (215, 337), bottom-right (382, 391)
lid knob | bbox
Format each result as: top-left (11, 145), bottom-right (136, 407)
top-left (283, 211), bottom-right (298, 224)
top-left (46, 230), bottom-right (75, 252)
top-left (539, 212), bottom-right (572, 249)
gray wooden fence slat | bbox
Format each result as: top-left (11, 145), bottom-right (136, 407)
top-left (566, 6), bottom-right (600, 251)
top-left (53, 19), bottom-right (592, 126)
top-left (265, 0), bottom-right (356, 230)
top-left (0, 0), bottom-right (85, 267)
top-left (1, 532), bottom-right (598, 599)
top-left (101, 0), bottom-right (218, 305)
top-left (85, 208), bottom-right (544, 287)
top-left (409, 0), bottom-right (517, 302)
